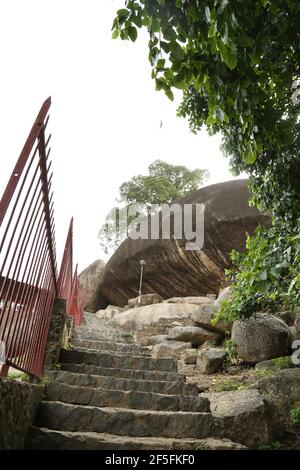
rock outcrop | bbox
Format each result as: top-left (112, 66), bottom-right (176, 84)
top-left (100, 180), bottom-right (270, 307)
top-left (108, 303), bottom-right (199, 332)
top-left (78, 260), bottom-right (106, 312)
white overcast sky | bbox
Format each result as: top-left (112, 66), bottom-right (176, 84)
top-left (0, 0), bottom-right (242, 271)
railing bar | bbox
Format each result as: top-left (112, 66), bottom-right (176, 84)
top-left (17, 247), bottom-right (50, 370)
top-left (0, 186), bottom-right (44, 306)
top-left (4, 220), bottom-right (48, 358)
top-left (0, 192), bottom-right (44, 328)
top-left (23, 259), bottom-right (54, 371)
top-left (0, 97), bottom-right (51, 226)
top-left (37, 127), bottom-right (57, 293)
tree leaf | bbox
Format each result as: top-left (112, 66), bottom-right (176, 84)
top-left (112, 29), bottom-right (119, 40)
top-left (127, 26), bottom-right (138, 42)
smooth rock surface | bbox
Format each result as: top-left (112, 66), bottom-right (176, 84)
top-left (108, 303), bottom-right (199, 331)
top-left (100, 180), bottom-right (270, 306)
top-left (78, 260), bottom-right (106, 312)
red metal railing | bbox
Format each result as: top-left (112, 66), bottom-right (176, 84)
top-left (58, 219), bottom-right (83, 326)
top-left (0, 98), bottom-right (82, 379)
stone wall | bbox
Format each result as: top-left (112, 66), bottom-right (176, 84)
top-left (44, 299), bottom-right (72, 370)
top-left (0, 378), bottom-right (43, 449)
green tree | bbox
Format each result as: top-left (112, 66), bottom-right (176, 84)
top-left (98, 159), bottom-right (208, 255)
top-left (112, 0), bottom-right (300, 317)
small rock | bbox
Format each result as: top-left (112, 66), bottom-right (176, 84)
top-left (128, 293), bottom-right (163, 308)
top-left (191, 304), bottom-right (231, 333)
top-left (182, 348), bottom-right (198, 365)
top-left (151, 342), bottom-right (191, 359)
top-left (197, 348), bottom-right (226, 374)
top-left (232, 313), bottom-right (291, 364)
top-left (206, 294), bottom-right (217, 300)
top-left (167, 326), bottom-right (222, 346)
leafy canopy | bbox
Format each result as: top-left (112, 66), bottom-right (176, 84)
top-left (98, 159), bottom-right (208, 255)
top-left (112, 1), bottom-right (300, 318)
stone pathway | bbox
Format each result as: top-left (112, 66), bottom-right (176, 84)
top-left (26, 313), bottom-right (256, 450)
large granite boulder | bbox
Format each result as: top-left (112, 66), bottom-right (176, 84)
top-left (202, 389), bottom-right (275, 448)
top-left (78, 260), bottom-right (106, 312)
top-left (100, 180), bottom-right (270, 306)
top-left (232, 313), bottom-right (291, 364)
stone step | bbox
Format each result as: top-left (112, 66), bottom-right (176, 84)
top-left (60, 363), bottom-right (183, 382)
top-left (60, 349), bottom-right (178, 373)
top-left (34, 401), bottom-right (213, 439)
top-left (26, 427), bottom-right (247, 450)
top-left (71, 339), bottom-right (142, 355)
top-left (73, 331), bottom-right (134, 343)
top-left (73, 347), bottom-right (151, 357)
top-left (45, 382), bottom-right (209, 412)
top-left (50, 370), bottom-right (198, 395)
top-left (74, 327), bottom-right (131, 336)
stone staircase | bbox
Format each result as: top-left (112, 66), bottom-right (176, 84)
top-left (26, 313), bottom-right (247, 450)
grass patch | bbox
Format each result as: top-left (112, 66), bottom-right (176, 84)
top-left (212, 379), bottom-right (244, 392)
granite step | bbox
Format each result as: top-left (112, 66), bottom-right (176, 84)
top-left (45, 382), bottom-right (209, 412)
top-left (48, 370), bottom-right (198, 395)
top-left (60, 349), bottom-right (178, 372)
top-left (26, 427), bottom-right (247, 450)
top-left (70, 339), bottom-right (142, 354)
top-left (59, 363), bottom-right (183, 382)
top-left (34, 401), bottom-right (214, 439)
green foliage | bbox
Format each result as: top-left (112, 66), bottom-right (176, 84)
top-left (113, 0), bottom-right (300, 319)
top-left (274, 356), bottom-right (293, 370)
top-left (214, 226), bottom-right (300, 321)
top-left (8, 371), bottom-right (29, 382)
top-left (224, 339), bottom-right (238, 367)
top-left (253, 367), bottom-right (276, 379)
top-left (119, 160), bottom-right (208, 209)
top-left (259, 441), bottom-right (283, 450)
top-left (212, 379), bottom-right (241, 392)
top-left (290, 407), bottom-right (300, 427)
top-left (98, 159), bottom-right (208, 255)
top-left (54, 362), bottom-right (61, 370)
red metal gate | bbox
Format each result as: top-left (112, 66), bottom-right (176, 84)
top-left (0, 97), bottom-right (82, 379)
